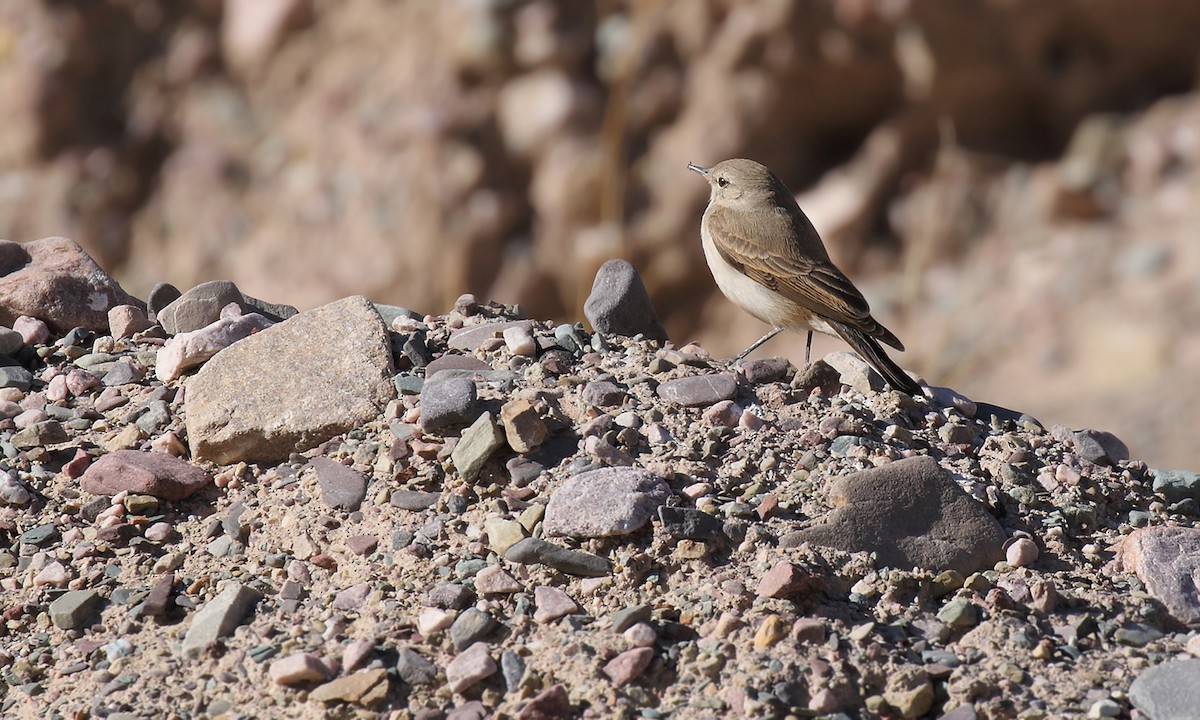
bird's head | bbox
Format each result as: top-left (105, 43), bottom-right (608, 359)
top-left (687, 158), bottom-right (790, 209)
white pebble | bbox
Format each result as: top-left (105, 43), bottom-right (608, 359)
top-left (503, 325), bottom-right (536, 357)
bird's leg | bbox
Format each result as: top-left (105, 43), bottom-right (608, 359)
top-left (733, 328), bottom-right (783, 363)
top-left (805, 331), bottom-right (813, 365)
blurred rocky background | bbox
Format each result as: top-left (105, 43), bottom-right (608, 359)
top-left (0, 0), bottom-right (1198, 469)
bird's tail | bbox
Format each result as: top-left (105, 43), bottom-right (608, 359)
top-left (828, 320), bottom-right (923, 396)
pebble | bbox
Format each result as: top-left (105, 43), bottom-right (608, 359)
top-left (155, 310), bottom-right (275, 382)
top-left (448, 320), bottom-right (533, 352)
top-left (1151, 469), bottom-right (1200, 503)
top-left (484, 518), bottom-right (526, 555)
top-left (445, 642), bottom-right (497, 693)
top-left (582, 380), bottom-right (626, 407)
top-left (533, 586), bottom-right (580, 623)
top-left (391, 489), bottom-right (441, 511)
top-left (49, 589), bottom-right (102, 629)
top-left (269, 653), bottom-right (331, 685)
top-left (623, 622), bottom-right (657, 647)
top-left (583, 259), bottom-right (668, 341)
top-left (503, 324), bottom-right (536, 356)
top-left (658, 506), bottom-right (724, 542)
top-left (518, 685), bottom-right (571, 719)
top-left (602, 647), bottom-right (653, 686)
top-left (0, 471), bottom-right (30, 506)
top-left (656, 373), bottom-right (737, 407)
top-left (450, 608), bottom-right (498, 650)
top-left (756, 561), bottom-right (825, 600)
top-left (451, 411), bottom-right (505, 483)
top-left (505, 537), bottom-right (610, 577)
top-left (108, 304), bottom-right (154, 339)
top-left (824, 350), bottom-right (885, 393)
top-left (12, 419), bottom-right (67, 448)
top-left (80, 450), bottom-right (212, 500)
top-left (0, 365), bottom-right (33, 392)
top-left (420, 376), bottom-right (480, 432)
top-left (14, 315), bottom-right (50, 345)
top-left (499, 397), bottom-right (547, 452)
top-left (754, 614), bottom-right (788, 649)
top-left (332, 582), bottom-right (372, 610)
top-left (308, 668), bottom-right (388, 707)
top-left (740, 357), bottom-right (789, 384)
top-left (936, 599), bottom-right (979, 628)
top-left (1072, 429), bottom-right (1129, 466)
top-left (396, 647), bottom-right (438, 686)
top-left (543, 466), bottom-right (670, 538)
top-left (181, 582), bottom-right (262, 656)
top-left (475, 564), bottom-right (522, 594)
top-left (310, 457), bottom-right (368, 511)
top-left (1006, 537), bottom-right (1039, 567)
top-left (701, 399), bottom-right (742, 427)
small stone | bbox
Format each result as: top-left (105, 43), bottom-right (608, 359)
top-left (396, 647), bottom-right (438, 686)
top-left (33, 561), bottom-right (70, 587)
top-left (49, 589), bottom-right (102, 629)
top-left (270, 653), bottom-right (332, 685)
top-left (450, 608), bottom-right (499, 650)
top-left (0, 327), bottom-right (22, 355)
top-left (936, 599), bottom-right (979, 628)
top-left (756, 561), bottom-right (826, 600)
top-left (333, 583), bottom-right (372, 610)
top-left (11, 419), bottom-right (67, 448)
top-left (883, 668), bottom-right (935, 720)
top-left (741, 357), bottom-right (789, 384)
top-left (390, 489), bottom-right (440, 511)
top-left (582, 381), bottom-right (626, 407)
top-left (345, 535), bottom-right (378, 556)
top-left (533, 586), bottom-right (579, 623)
top-left (0, 471), bottom-right (31, 506)
top-left (1006, 538), bottom-right (1039, 568)
top-left (500, 398), bottom-right (547, 453)
top-left (517, 685), bottom-right (571, 720)
top-left (824, 351), bottom-right (885, 393)
top-left (449, 320), bottom-right (533, 352)
top-left (701, 399), bottom-right (742, 427)
top-left (108, 305), bottom-right (154, 339)
top-left (445, 642), bottom-right (497, 693)
top-left (420, 376), bottom-right (480, 433)
top-left (928, 386), bottom-right (977, 417)
top-left (146, 282), bottom-right (182, 320)
top-left (0, 365), bottom-right (33, 392)
top-left (602, 647), bottom-right (653, 686)
top-left (503, 325), bottom-right (537, 356)
top-left (485, 518), bottom-right (526, 556)
top-left (754, 615), bottom-right (788, 649)
top-left (583, 259), bottom-right (668, 342)
top-left (1117, 526), bottom-right (1200, 626)
top-left (546, 468), bottom-right (668, 539)
top-left (309, 457), bottom-right (368, 511)
top-left (14, 316), bottom-right (50, 345)
top-left (656, 373), bottom-right (737, 407)
top-left (426, 583), bottom-right (474, 610)
top-left (1152, 470), bottom-right (1200, 504)
top-left (156, 280), bottom-right (248, 334)
top-left (475, 565), bottom-right (522, 594)
top-left (140, 573), bottom-right (175, 616)
top-left (1073, 429), bottom-right (1129, 466)
top-left (417, 607), bottom-right (457, 636)
top-left (623, 622), bottom-right (657, 647)
top-left (181, 582), bottom-right (262, 656)
top-left (308, 669), bottom-right (389, 707)
top-left (451, 412), bottom-right (505, 483)
top-left (81, 450), bottom-right (212, 500)
top-left (505, 537), bottom-right (610, 577)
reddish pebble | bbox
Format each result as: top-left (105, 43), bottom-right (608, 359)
top-left (310, 553), bottom-right (337, 570)
top-left (602, 647), bottom-right (654, 686)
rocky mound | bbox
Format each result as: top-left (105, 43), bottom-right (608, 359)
top-left (1, 241), bottom-right (1199, 719)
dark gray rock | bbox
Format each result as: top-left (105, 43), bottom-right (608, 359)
top-left (792, 456), bottom-right (1006, 575)
top-left (146, 282), bottom-right (182, 320)
top-left (1152, 470), bottom-right (1200, 504)
top-left (419, 376), bottom-right (480, 432)
top-left (0, 365), bottom-right (33, 392)
top-left (656, 373), bottom-right (737, 407)
top-left (741, 357), bottom-right (790, 384)
top-left (396, 647), bottom-right (437, 685)
top-left (310, 457), bottom-right (368, 511)
top-left (1073, 429), bottom-right (1129, 466)
top-left (157, 280), bottom-right (297, 335)
top-left (583, 259), bottom-right (667, 342)
top-left (1130, 658), bottom-right (1200, 720)
top-left (658, 506), bottom-right (726, 542)
top-left (450, 608), bottom-right (499, 651)
top-left (505, 537), bottom-right (610, 577)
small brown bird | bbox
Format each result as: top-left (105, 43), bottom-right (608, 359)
top-left (689, 158), bottom-right (921, 395)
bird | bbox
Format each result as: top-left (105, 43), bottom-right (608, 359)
top-left (688, 158), bottom-right (922, 395)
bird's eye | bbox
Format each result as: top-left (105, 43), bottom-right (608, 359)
top-left (717, 177), bottom-right (730, 188)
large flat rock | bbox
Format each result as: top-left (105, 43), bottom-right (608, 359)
top-left (185, 295), bottom-right (396, 464)
top-left (1117, 526), bottom-right (1200, 626)
top-left (792, 456), bottom-right (1006, 575)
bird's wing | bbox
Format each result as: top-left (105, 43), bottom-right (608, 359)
top-left (706, 204), bottom-right (905, 350)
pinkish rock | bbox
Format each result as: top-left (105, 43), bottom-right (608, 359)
top-left (332, 582), bottom-right (372, 610)
top-left (0, 400), bottom-right (20, 419)
top-left (0, 237), bottom-right (142, 333)
top-left (756, 561), bottom-right (827, 600)
top-left (475, 565), bottom-right (522, 594)
top-left (108, 304), bottom-right (154, 339)
top-left (66, 369), bottom-right (100, 397)
top-left (80, 450), bottom-right (211, 500)
top-left (155, 310), bottom-right (275, 382)
top-left (13, 316), bottom-right (49, 345)
top-left (701, 399), bottom-right (743, 427)
top-left (533, 586), bottom-right (580, 624)
top-left (342, 639), bottom-right (375, 672)
top-left (1117, 526), bottom-right (1200, 626)
top-left (63, 449), bottom-right (93, 479)
top-left (269, 652), bottom-right (331, 685)
top-left (45, 375), bottom-right (69, 402)
top-left (1006, 538), bottom-right (1039, 567)
top-left (602, 647), bottom-right (653, 686)
top-left (445, 642), bottom-right (497, 693)
top-left (517, 684), bottom-right (572, 720)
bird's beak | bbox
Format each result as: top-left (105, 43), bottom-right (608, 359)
top-left (687, 162), bottom-right (710, 177)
